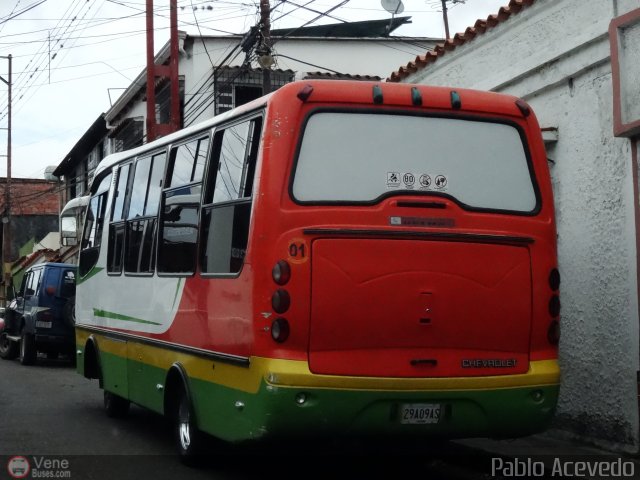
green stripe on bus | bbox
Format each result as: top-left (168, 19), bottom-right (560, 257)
top-left (93, 308), bottom-right (162, 326)
top-left (172, 278), bottom-right (182, 310)
top-left (76, 267), bottom-right (104, 285)
top-left (96, 349), bottom-right (559, 443)
top-left (191, 380), bottom-right (559, 443)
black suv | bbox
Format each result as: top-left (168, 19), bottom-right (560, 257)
top-left (0, 262), bottom-right (76, 365)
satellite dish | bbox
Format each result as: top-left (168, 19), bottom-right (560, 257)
top-left (381, 0), bottom-right (405, 15)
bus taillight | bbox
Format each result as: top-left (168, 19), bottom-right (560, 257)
top-left (272, 260), bottom-right (291, 285)
top-left (549, 268), bottom-right (560, 291)
top-left (272, 289), bottom-right (291, 314)
top-left (548, 320), bottom-right (560, 345)
top-left (271, 318), bottom-right (290, 343)
top-left (548, 268), bottom-right (561, 345)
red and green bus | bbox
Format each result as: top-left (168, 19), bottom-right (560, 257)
top-left (75, 80), bottom-right (560, 461)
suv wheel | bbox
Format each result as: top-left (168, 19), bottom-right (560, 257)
top-left (0, 332), bottom-right (18, 360)
top-left (19, 330), bottom-right (37, 366)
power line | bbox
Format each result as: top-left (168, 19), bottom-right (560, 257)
top-left (0, 0), bottom-right (23, 36)
top-left (8, 0), bottom-right (100, 119)
top-left (274, 53), bottom-right (342, 74)
top-left (272, 0), bottom-right (350, 45)
top-left (0, 0), bottom-right (49, 26)
top-left (190, 0), bottom-right (217, 71)
top-left (280, 0), bottom-right (345, 23)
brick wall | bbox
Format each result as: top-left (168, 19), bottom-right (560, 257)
top-left (0, 178), bottom-right (60, 216)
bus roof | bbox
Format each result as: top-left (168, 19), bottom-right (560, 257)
top-left (93, 93), bottom-right (272, 182)
top-left (92, 80), bottom-right (528, 187)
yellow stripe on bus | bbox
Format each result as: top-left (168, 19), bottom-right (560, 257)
top-left (77, 329), bottom-right (559, 394)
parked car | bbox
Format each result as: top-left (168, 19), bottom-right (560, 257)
top-left (0, 262), bottom-right (76, 365)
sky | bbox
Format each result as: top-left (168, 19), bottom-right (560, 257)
top-left (0, 0), bottom-right (509, 179)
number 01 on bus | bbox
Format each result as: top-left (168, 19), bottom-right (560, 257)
top-left (74, 80), bottom-right (560, 460)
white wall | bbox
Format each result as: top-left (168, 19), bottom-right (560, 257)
top-left (182, 36), bottom-right (436, 125)
top-left (400, 0), bottom-right (639, 451)
top-left (34, 232), bottom-right (60, 252)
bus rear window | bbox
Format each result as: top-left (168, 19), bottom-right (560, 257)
top-left (291, 112), bottom-right (538, 212)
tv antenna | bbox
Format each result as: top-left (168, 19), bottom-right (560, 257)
top-left (427, 0), bottom-right (466, 40)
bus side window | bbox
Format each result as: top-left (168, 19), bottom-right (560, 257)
top-left (200, 117), bottom-right (262, 275)
top-left (79, 172), bottom-right (113, 278)
top-left (107, 163), bottom-right (132, 275)
top-left (124, 152), bottom-right (166, 274)
top-left (158, 135), bottom-right (209, 274)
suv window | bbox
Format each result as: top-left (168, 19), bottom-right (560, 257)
top-left (60, 270), bottom-right (76, 298)
top-left (25, 269), bottom-right (42, 297)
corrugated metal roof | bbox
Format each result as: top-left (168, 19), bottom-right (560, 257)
top-left (271, 16), bottom-right (412, 38)
top-left (387, 0), bottom-right (535, 82)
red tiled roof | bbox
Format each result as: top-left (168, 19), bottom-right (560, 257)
top-left (11, 249), bottom-right (58, 271)
top-left (387, 0), bottom-right (535, 82)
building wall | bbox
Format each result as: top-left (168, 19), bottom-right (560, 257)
top-left (8, 216), bottom-right (59, 260)
top-left (0, 178), bottom-right (60, 216)
top-left (181, 36), bottom-right (437, 125)
top-left (0, 178), bottom-right (60, 260)
top-left (399, 0), bottom-right (639, 451)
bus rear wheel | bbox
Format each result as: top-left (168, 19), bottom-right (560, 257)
top-left (175, 388), bottom-right (203, 465)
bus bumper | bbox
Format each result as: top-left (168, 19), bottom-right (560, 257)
top-left (194, 358), bottom-right (559, 442)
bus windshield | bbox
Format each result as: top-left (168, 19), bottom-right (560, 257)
top-left (292, 112), bottom-right (538, 212)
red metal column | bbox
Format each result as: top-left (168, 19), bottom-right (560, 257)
top-left (169, 0), bottom-right (180, 132)
top-left (146, 0), bottom-right (157, 142)
top-left (146, 0), bottom-right (180, 142)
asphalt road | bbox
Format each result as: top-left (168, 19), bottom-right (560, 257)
top-left (0, 354), bottom-right (494, 480)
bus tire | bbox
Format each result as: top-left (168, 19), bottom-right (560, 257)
top-left (104, 390), bottom-right (130, 418)
top-left (0, 332), bottom-right (18, 360)
top-left (19, 330), bottom-right (37, 366)
top-left (174, 386), bottom-right (203, 465)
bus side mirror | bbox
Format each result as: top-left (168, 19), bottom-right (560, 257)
top-left (61, 215), bottom-right (79, 247)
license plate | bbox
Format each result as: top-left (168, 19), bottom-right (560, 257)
top-left (36, 321), bottom-right (52, 329)
top-left (399, 403), bottom-right (442, 424)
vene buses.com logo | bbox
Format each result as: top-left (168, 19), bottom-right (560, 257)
top-left (7, 456), bottom-right (30, 479)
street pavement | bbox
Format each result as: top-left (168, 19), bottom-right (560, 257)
top-left (0, 354), bottom-right (496, 479)
top-left (2, 353), bottom-right (637, 479)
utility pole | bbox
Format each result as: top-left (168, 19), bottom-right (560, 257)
top-left (441, 0), bottom-right (450, 40)
top-left (145, 0), bottom-right (180, 142)
top-left (440, 0), bottom-right (465, 40)
top-left (258, 0), bottom-right (272, 95)
top-left (0, 54), bottom-right (12, 304)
